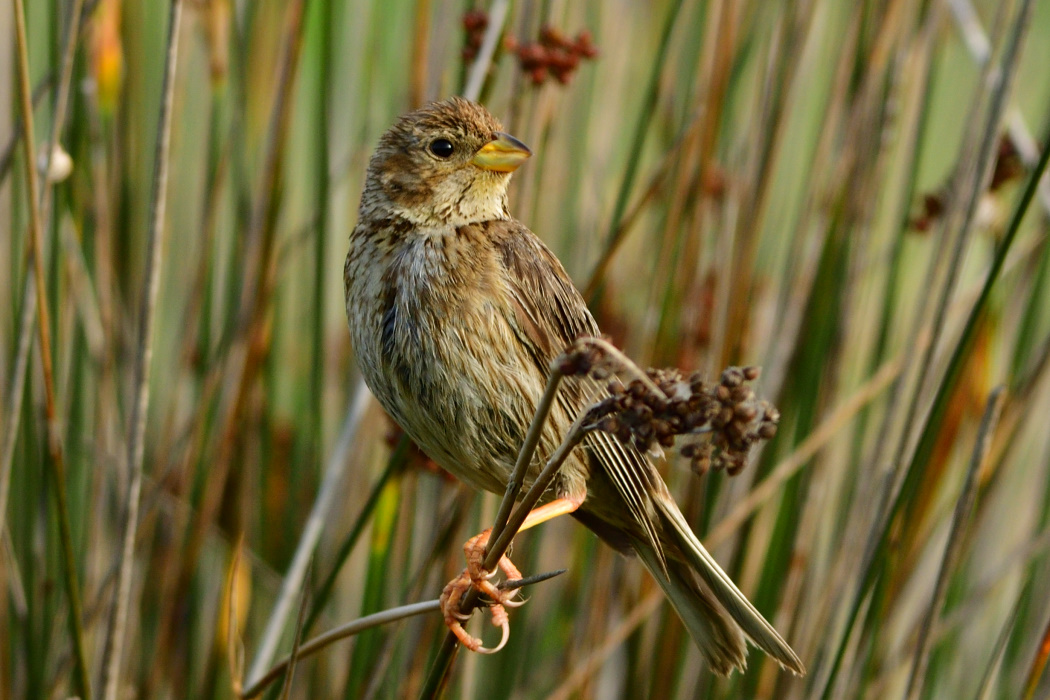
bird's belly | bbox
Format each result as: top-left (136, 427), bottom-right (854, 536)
top-left (346, 235), bottom-right (587, 501)
top-left (361, 298), bottom-right (550, 497)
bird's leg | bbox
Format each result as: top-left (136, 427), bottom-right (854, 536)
top-left (517, 496), bottom-right (584, 532)
top-left (440, 495), bottom-right (584, 653)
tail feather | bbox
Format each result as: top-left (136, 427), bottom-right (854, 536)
top-left (653, 497), bottom-right (806, 675)
top-left (632, 539), bottom-right (748, 676)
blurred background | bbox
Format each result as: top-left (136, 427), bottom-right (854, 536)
top-left (2, 0), bottom-right (1050, 698)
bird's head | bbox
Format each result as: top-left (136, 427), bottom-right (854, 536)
top-left (361, 97), bottom-right (531, 228)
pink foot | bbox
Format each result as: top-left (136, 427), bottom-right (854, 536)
top-left (438, 528), bottom-right (525, 653)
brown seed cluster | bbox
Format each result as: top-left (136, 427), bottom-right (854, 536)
top-left (553, 340), bottom-right (613, 378)
top-left (461, 9), bottom-right (490, 63)
top-left (911, 134), bottom-right (1027, 232)
top-left (990, 135), bottom-right (1025, 190)
top-left (556, 343), bottom-right (780, 477)
top-left (505, 25), bottom-right (599, 86)
top-left (461, 10), bottom-right (598, 86)
top-left (682, 367), bottom-right (780, 476)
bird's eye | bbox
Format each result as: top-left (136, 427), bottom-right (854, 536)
top-left (428, 138), bottom-right (454, 159)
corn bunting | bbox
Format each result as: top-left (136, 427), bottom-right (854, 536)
top-left (344, 97), bottom-right (803, 676)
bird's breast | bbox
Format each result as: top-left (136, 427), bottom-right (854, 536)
top-left (346, 228), bottom-right (544, 495)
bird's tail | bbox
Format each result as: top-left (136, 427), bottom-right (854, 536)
top-left (632, 496), bottom-right (805, 676)
top-left (631, 535), bottom-right (750, 675)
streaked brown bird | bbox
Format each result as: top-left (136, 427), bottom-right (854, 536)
top-left (344, 96), bottom-right (803, 676)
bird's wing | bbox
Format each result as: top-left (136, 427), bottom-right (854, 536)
top-left (486, 220), bottom-right (665, 564)
top-left (488, 221), bottom-right (804, 672)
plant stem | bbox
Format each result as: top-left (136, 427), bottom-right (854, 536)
top-left (242, 600), bottom-right (442, 698)
top-left (11, 0), bottom-right (91, 695)
top-left (101, 2), bottom-right (184, 698)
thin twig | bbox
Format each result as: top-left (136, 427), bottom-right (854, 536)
top-left (227, 539), bottom-right (246, 698)
top-left (242, 568), bottom-right (568, 698)
top-left (485, 413), bottom-right (592, 567)
top-left (485, 370), bottom-right (567, 550)
top-left (496, 568), bottom-right (567, 591)
top-left (904, 387), bottom-right (1005, 699)
top-left (949, 0), bottom-right (1050, 215)
top-left (420, 337), bottom-right (660, 696)
top-left (0, 74), bottom-right (51, 185)
top-left (409, 0), bottom-right (431, 107)
top-left (0, 280), bottom-right (36, 533)
top-left (163, 0), bottom-right (310, 672)
top-left (0, 0), bottom-right (83, 549)
top-left (241, 601), bottom-right (442, 698)
top-left (1022, 610), bottom-right (1050, 700)
top-left (245, 379), bottom-right (371, 686)
top-left (462, 0), bottom-right (509, 102)
top-left (277, 564), bottom-right (312, 700)
top-left (39, 0), bottom-right (85, 212)
top-left (577, 337), bottom-right (667, 397)
top-left (974, 574), bottom-right (1030, 699)
top-left (491, 338), bottom-right (660, 572)
top-left (11, 0), bottom-right (92, 696)
top-left (101, 1), bottom-right (184, 698)
top-left (418, 359), bottom-right (580, 695)
top-left (302, 434), bottom-right (410, 637)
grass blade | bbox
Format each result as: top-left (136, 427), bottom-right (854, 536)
top-left (904, 387), bottom-right (1004, 698)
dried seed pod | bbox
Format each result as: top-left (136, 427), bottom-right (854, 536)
top-left (719, 407), bottom-right (734, 427)
top-left (758, 423), bottom-right (778, 440)
top-left (734, 403), bottom-right (757, 421)
top-left (539, 24), bottom-right (572, 49)
top-left (567, 348), bottom-right (778, 481)
top-left (726, 421), bottom-right (746, 442)
top-left (721, 367), bottom-right (744, 388)
top-left (627, 380), bottom-right (647, 400)
top-left (730, 386), bottom-right (752, 403)
top-left (574, 30), bottom-right (599, 59)
top-left (463, 9), bottom-right (488, 32)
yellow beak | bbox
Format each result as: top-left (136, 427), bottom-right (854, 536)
top-left (471, 132), bottom-right (532, 173)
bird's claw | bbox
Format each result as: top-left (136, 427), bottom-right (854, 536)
top-left (438, 528), bottom-right (525, 653)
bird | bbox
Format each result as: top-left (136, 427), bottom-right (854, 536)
top-left (343, 96), bottom-right (804, 676)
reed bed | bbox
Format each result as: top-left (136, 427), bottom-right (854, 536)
top-left (2, 0), bottom-right (1050, 698)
